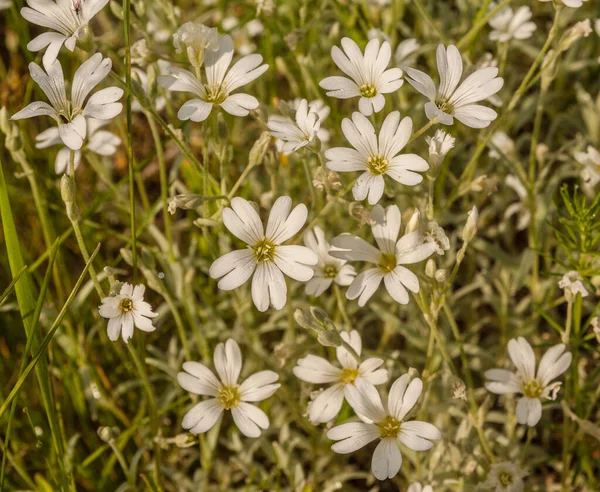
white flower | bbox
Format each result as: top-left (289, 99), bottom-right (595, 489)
top-left (268, 99), bottom-right (321, 153)
top-left (320, 38), bottom-right (403, 116)
top-left (22, 0), bottom-right (109, 68)
top-left (426, 129), bottom-right (455, 167)
top-left (558, 271), bottom-right (589, 301)
top-left (489, 131), bottom-right (515, 159)
top-left (132, 62), bottom-right (170, 112)
top-left (158, 35), bottom-right (268, 123)
top-left (172, 22), bottom-right (220, 67)
top-left (425, 222), bottom-right (450, 255)
top-left (539, 0), bottom-right (586, 8)
top-left (303, 226), bottom-right (356, 296)
top-left (0, 0), bottom-right (11, 10)
top-left (98, 283), bottom-right (158, 343)
top-left (591, 317), bottom-right (600, 343)
top-left (11, 54), bottom-right (123, 150)
top-left (485, 337), bottom-right (572, 426)
top-left (407, 483), bottom-right (434, 492)
top-left (480, 461), bottom-right (527, 491)
top-left (35, 118), bottom-right (120, 174)
top-left (405, 45), bottom-right (504, 128)
top-left (325, 111), bottom-right (429, 205)
top-left (574, 146), bottom-right (600, 188)
top-left (489, 6), bottom-right (536, 42)
top-left (288, 98), bottom-right (331, 143)
top-left (177, 339), bottom-right (280, 437)
top-left (327, 376), bottom-right (441, 481)
top-left (395, 39), bottom-right (420, 69)
top-left (503, 175), bottom-right (530, 231)
top-left (209, 196), bottom-right (318, 312)
top-left (293, 330), bottom-right (387, 424)
top-left (367, 28), bottom-right (392, 45)
top-left (331, 205), bottom-right (435, 306)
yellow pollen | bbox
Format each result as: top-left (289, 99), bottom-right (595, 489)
top-left (360, 83), bottom-right (377, 98)
top-left (498, 472), bottom-right (513, 488)
top-left (340, 368), bottom-right (359, 385)
top-left (436, 98), bottom-right (454, 113)
top-left (378, 415), bottom-right (401, 439)
top-left (523, 380), bottom-right (543, 398)
top-left (217, 385), bottom-right (240, 410)
top-left (324, 264), bottom-right (338, 279)
top-left (378, 253), bottom-right (397, 273)
top-left (204, 83), bottom-right (227, 104)
top-left (119, 298), bottom-right (134, 313)
top-left (367, 155), bottom-right (389, 175)
top-left (252, 238), bottom-right (276, 262)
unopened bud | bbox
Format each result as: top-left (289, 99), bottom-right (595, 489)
top-left (435, 269), bottom-right (448, 283)
top-left (425, 259), bottom-right (436, 278)
top-left (249, 132), bottom-right (271, 167)
top-left (405, 209), bottom-right (420, 234)
top-left (462, 206), bottom-right (478, 243)
top-left (60, 175), bottom-right (80, 220)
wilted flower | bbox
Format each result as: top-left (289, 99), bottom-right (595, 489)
top-left (488, 6), bottom-right (536, 42)
top-left (325, 111), bottom-right (429, 204)
top-left (35, 119), bottom-right (120, 174)
top-left (331, 205), bottom-right (435, 306)
top-left (172, 22), bottom-right (220, 67)
top-left (480, 461), bottom-right (527, 491)
top-left (426, 129), bottom-right (455, 168)
top-left (320, 37), bottom-right (403, 116)
top-left (405, 45), bottom-right (504, 128)
top-left (303, 226), bottom-right (356, 296)
top-left (574, 146), bottom-right (600, 188)
top-left (21, 0), bottom-right (109, 68)
top-left (158, 35), bottom-right (267, 122)
top-left (425, 222), bottom-right (450, 255)
top-left (178, 339), bottom-right (280, 437)
top-left (558, 271), bottom-right (589, 301)
top-left (12, 55), bottom-right (123, 150)
top-left (209, 197), bottom-right (318, 312)
top-left (559, 19), bottom-right (592, 52)
top-left (98, 284), bottom-right (158, 343)
top-left (327, 376), bottom-right (441, 481)
top-left (485, 337), bottom-right (572, 426)
top-left (293, 330), bottom-right (387, 423)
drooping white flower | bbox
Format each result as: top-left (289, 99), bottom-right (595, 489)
top-left (303, 226), bottom-right (356, 296)
top-left (178, 339), bottom-right (280, 437)
top-left (485, 337), bottom-right (572, 426)
top-left (331, 205), bottom-right (435, 306)
top-left (293, 330), bottom-right (387, 424)
top-left (539, 0), bottom-right (586, 8)
top-left (327, 376), bottom-right (441, 481)
top-left (268, 99), bottom-right (321, 153)
top-left (172, 22), bottom-right (220, 67)
top-left (209, 197), bottom-right (318, 312)
top-left (558, 271), bottom-right (589, 301)
top-left (395, 39), bottom-right (420, 69)
top-left (480, 461), bottom-right (528, 492)
top-left (405, 45), bottom-right (504, 128)
top-left (35, 119), bottom-right (120, 174)
top-left (325, 111), bottom-right (429, 205)
top-left (98, 283), bottom-right (158, 343)
top-left (501, 175), bottom-right (530, 231)
top-left (21, 0), bottom-right (109, 68)
top-left (574, 146), bottom-right (600, 188)
top-left (426, 129), bottom-right (455, 168)
top-left (158, 35), bottom-right (267, 122)
top-left (320, 38), bottom-right (403, 116)
top-left (12, 55), bottom-right (123, 150)
top-left (488, 6), bottom-right (536, 42)
top-left (407, 483), bottom-right (434, 492)
top-left (424, 222), bottom-right (450, 255)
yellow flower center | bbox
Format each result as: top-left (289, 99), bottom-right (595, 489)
top-left (324, 264), bottom-right (338, 278)
top-left (217, 385), bottom-right (240, 410)
top-left (378, 415), bottom-right (401, 439)
top-left (378, 253), bottom-right (397, 273)
top-left (252, 238), bottom-right (276, 262)
top-left (498, 472), bottom-right (513, 488)
top-left (360, 83), bottom-right (377, 98)
top-left (367, 155), bottom-right (389, 175)
top-left (340, 368), bottom-right (360, 385)
top-left (436, 98), bottom-right (454, 114)
top-left (204, 83), bottom-right (227, 104)
top-left (523, 380), bottom-right (543, 398)
top-left (119, 298), bottom-right (134, 313)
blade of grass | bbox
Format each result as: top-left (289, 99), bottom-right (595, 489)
top-left (0, 244), bottom-right (101, 422)
top-left (0, 265), bottom-right (27, 307)
top-left (0, 159), bottom-right (69, 490)
top-left (0, 239), bottom-right (60, 489)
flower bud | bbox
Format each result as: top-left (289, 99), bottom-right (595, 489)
top-left (249, 132), bottom-right (272, 167)
top-left (405, 209), bottom-right (421, 234)
top-left (425, 259), bottom-right (436, 278)
top-left (60, 175), bottom-right (80, 221)
top-left (435, 269), bottom-right (448, 283)
top-left (462, 206), bottom-right (478, 243)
